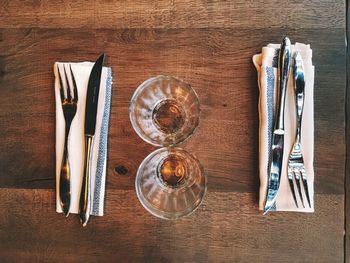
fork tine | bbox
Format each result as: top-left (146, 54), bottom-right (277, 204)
top-left (294, 169), bottom-right (305, 208)
top-left (62, 65), bottom-right (72, 100)
top-left (57, 64), bottom-right (66, 102)
top-left (301, 168), bottom-right (311, 207)
top-left (69, 65), bottom-right (78, 101)
top-left (287, 167), bottom-right (298, 208)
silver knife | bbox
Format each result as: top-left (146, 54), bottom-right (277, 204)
top-left (79, 54), bottom-right (105, 226)
top-left (264, 37), bottom-right (292, 213)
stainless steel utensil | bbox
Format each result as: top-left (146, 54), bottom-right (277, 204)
top-left (58, 64), bottom-right (78, 216)
top-left (264, 37), bottom-right (292, 213)
top-left (287, 51), bottom-right (311, 208)
top-left (79, 54), bottom-right (105, 226)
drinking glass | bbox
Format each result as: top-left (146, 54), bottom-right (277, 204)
top-left (135, 147), bottom-right (206, 219)
top-left (130, 75), bottom-right (206, 219)
top-left (129, 75), bottom-right (200, 146)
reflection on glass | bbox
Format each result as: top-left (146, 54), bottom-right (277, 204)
top-left (129, 75), bottom-right (200, 147)
top-left (135, 147), bottom-right (206, 220)
top-left (130, 75), bottom-right (206, 219)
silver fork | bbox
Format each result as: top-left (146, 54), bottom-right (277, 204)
top-left (58, 64), bottom-right (78, 216)
top-left (287, 51), bottom-right (311, 208)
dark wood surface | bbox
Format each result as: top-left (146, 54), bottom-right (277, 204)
top-left (346, 0), bottom-right (350, 262)
top-left (0, 1), bottom-right (346, 262)
top-left (0, 189), bottom-right (344, 262)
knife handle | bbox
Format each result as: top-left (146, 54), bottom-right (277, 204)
top-left (276, 37), bottom-right (292, 130)
top-left (59, 125), bottom-right (71, 216)
top-left (79, 135), bottom-right (93, 226)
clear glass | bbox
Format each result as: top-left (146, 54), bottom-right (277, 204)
top-left (135, 147), bottom-right (206, 220)
top-left (130, 75), bottom-right (206, 219)
top-left (129, 75), bottom-right (200, 147)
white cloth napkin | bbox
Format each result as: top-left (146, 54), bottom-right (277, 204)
top-left (253, 43), bottom-right (314, 212)
top-left (54, 62), bottom-right (112, 216)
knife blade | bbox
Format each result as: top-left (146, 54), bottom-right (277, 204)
top-left (79, 54), bottom-right (105, 226)
top-left (264, 37), bottom-right (292, 213)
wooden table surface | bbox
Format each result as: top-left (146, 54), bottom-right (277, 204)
top-left (0, 1), bottom-right (347, 262)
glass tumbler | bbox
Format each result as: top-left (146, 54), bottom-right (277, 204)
top-left (130, 75), bottom-right (206, 219)
top-left (129, 75), bottom-right (200, 146)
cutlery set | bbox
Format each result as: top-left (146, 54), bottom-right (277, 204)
top-left (56, 38), bottom-right (311, 221)
top-left (58, 54), bottom-right (105, 226)
top-left (264, 37), bottom-right (311, 213)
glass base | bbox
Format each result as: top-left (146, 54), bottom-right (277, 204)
top-left (135, 147), bottom-right (206, 220)
top-left (129, 75), bottom-right (200, 146)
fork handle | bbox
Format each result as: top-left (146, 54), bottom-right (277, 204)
top-left (79, 135), bottom-right (93, 227)
top-left (295, 66), bottom-right (305, 143)
top-left (296, 92), bottom-right (304, 144)
top-left (59, 124), bottom-right (71, 216)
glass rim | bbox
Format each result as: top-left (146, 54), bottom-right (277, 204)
top-left (135, 147), bottom-right (207, 220)
top-left (129, 75), bottom-right (201, 147)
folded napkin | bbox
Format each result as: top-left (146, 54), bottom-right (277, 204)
top-left (253, 43), bottom-right (314, 212)
top-left (54, 62), bottom-right (112, 216)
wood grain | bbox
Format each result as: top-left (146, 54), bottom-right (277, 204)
top-left (0, 0), bottom-right (347, 262)
top-left (0, 0), bottom-right (345, 29)
top-left (0, 28), bottom-right (346, 195)
top-left (0, 188), bottom-right (344, 262)
top-left (346, 0), bottom-right (350, 261)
